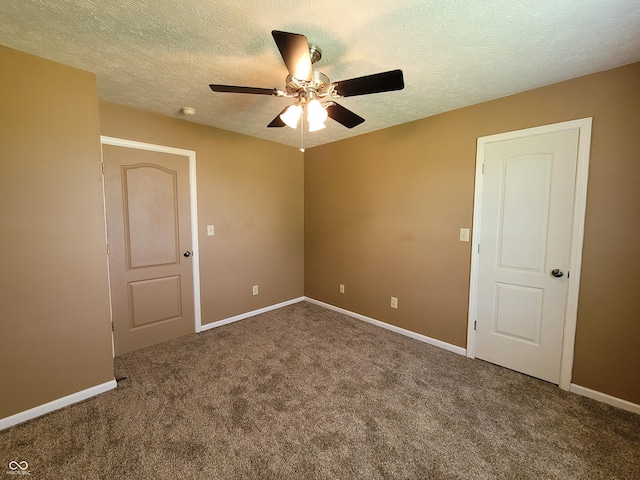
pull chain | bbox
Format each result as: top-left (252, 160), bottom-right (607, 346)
top-left (299, 105), bottom-right (305, 152)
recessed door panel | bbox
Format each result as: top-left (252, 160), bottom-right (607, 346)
top-left (494, 283), bottom-right (543, 344)
top-left (498, 155), bottom-right (551, 272)
top-left (124, 165), bottom-right (179, 269)
top-left (129, 276), bottom-right (182, 329)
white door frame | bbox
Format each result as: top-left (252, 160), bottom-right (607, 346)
top-left (466, 118), bottom-right (592, 390)
top-left (100, 136), bottom-right (202, 343)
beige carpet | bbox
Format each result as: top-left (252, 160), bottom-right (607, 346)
top-left (1, 301), bottom-right (639, 479)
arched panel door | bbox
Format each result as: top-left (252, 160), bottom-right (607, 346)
top-left (103, 145), bottom-right (194, 356)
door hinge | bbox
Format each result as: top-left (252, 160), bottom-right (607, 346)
top-left (106, 244), bottom-right (110, 255)
top-left (481, 163), bottom-right (485, 174)
top-left (111, 322), bottom-right (114, 332)
top-left (101, 162), bottom-right (105, 175)
top-left (474, 321), bottom-right (477, 331)
top-left (477, 244), bottom-right (481, 254)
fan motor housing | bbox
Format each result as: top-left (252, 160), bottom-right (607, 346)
top-left (285, 71), bottom-right (331, 97)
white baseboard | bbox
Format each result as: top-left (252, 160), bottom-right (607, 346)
top-left (304, 298), bottom-right (640, 414)
top-left (199, 296), bottom-right (306, 332)
top-left (0, 380), bottom-right (117, 431)
top-left (304, 297), bottom-right (467, 356)
top-left (6, 303), bottom-right (633, 435)
top-left (570, 384), bottom-right (640, 415)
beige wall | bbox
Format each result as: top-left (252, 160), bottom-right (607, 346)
top-left (0, 47), bottom-right (114, 418)
top-left (99, 103), bottom-right (304, 325)
top-left (1, 46), bottom-right (303, 420)
top-left (305, 62), bottom-right (640, 404)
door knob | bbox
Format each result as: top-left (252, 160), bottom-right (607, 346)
top-left (551, 269), bottom-right (564, 278)
top-left (183, 251), bottom-right (192, 258)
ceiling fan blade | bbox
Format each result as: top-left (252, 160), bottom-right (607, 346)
top-left (271, 30), bottom-right (314, 82)
top-left (332, 69), bottom-right (404, 98)
top-left (326, 103), bottom-right (365, 129)
top-left (267, 107), bottom-right (288, 128)
top-left (209, 84), bottom-right (280, 95)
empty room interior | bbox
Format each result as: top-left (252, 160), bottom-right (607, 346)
top-left (1, 1), bottom-right (639, 478)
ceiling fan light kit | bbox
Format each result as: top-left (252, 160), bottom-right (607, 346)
top-left (280, 104), bottom-right (302, 128)
top-left (209, 30), bottom-right (405, 144)
top-left (306, 99), bottom-right (329, 131)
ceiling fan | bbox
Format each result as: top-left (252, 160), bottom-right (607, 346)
top-left (209, 30), bottom-right (404, 137)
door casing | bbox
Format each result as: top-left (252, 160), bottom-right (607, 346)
top-left (100, 136), bottom-right (202, 357)
top-left (466, 118), bottom-right (592, 390)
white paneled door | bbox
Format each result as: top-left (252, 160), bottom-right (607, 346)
top-left (470, 120), bottom-right (591, 385)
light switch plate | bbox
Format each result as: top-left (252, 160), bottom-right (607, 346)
top-left (459, 228), bottom-right (470, 242)
top-left (207, 225), bottom-right (215, 236)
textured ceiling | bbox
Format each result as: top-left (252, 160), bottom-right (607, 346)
top-left (2, 0), bottom-right (640, 149)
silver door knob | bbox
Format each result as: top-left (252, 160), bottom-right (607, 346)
top-left (551, 269), bottom-right (564, 278)
top-left (183, 251), bottom-right (192, 257)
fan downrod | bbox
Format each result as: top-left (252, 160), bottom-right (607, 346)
top-left (308, 44), bottom-right (322, 64)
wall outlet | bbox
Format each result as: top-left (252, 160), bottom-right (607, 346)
top-left (391, 296), bottom-right (398, 309)
top-left (339, 284), bottom-right (345, 294)
top-left (252, 285), bottom-right (259, 295)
